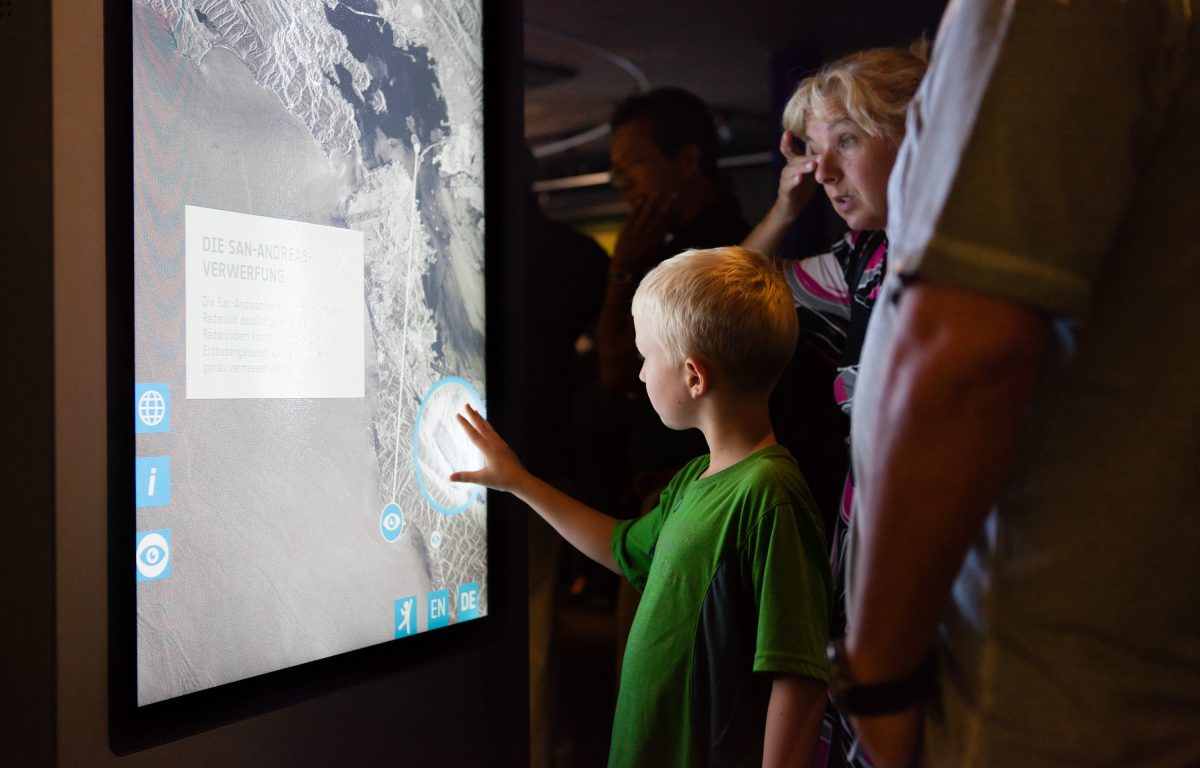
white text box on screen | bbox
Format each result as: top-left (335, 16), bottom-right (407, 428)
top-left (185, 205), bottom-right (365, 399)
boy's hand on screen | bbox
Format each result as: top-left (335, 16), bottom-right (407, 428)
top-left (449, 404), bottom-right (527, 493)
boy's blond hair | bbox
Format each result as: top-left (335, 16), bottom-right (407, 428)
top-left (782, 42), bottom-right (929, 144)
top-left (632, 246), bottom-right (798, 397)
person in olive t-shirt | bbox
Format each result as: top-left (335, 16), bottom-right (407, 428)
top-left (451, 246), bottom-right (831, 767)
top-left (845, 3), bottom-right (1200, 766)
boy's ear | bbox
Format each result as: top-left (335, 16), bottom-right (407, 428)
top-left (684, 356), bottom-right (708, 399)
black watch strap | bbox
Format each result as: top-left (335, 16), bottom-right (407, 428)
top-left (827, 638), bottom-right (938, 716)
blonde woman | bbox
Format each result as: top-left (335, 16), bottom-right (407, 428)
top-left (743, 44), bottom-right (927, 768)
top-left (746, 44), bottom-right (926, 414)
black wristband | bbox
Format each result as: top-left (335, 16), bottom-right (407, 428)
top-left (827, 638), bottom-right (938, 716)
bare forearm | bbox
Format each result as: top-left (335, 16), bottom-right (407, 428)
top-left (848, 281), bottom-right (1051, 680)
top-left (743, 202), bottom-right (795, 259)
top-left (450, 405), bottom-right (621, 573)
top-left (748, 130), bottom-right (817, 261)
top-left (511, 472), bottom-right (620, 573)
top-left (847, 283), bottom-right (1049, 768)
top-left (762, 675), bottom-right (826, 768)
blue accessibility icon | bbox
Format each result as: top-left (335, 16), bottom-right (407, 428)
top-left (394, 596), bottom-right (418, 638)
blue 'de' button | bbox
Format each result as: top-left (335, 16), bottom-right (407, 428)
top-left (458, 582), bottom-right (480, 621)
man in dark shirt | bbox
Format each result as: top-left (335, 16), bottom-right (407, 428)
top-left (598, 87), bottom-right (749, 400)
top-left (595, 88), bottom-right (750, 506)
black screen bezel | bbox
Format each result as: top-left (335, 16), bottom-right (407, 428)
top-left (106, 0), bottom-right (516, 753)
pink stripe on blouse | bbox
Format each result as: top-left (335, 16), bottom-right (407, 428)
top-left (793, 261), bottom-right (850, 304)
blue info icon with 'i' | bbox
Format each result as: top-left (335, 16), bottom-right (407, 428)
top-left (136, 456), bottom-right (171, 508)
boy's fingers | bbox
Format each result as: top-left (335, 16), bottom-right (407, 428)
top-left (455, 412), bottom-right (485, 444)
top-left (448, 470), bottom-right (481, 484)
top-left (472, 406), bottom-right (500, 438)
top-left (461, 403), bottom-right (487, 430)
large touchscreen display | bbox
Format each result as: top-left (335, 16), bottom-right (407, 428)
top-left (131, 0), bottom-right (486, 706)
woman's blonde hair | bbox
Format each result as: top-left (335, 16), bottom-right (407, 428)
top-left (632, 246), bottom-right (798, 397)
top-left (782, 41), bottom-right (929, 144)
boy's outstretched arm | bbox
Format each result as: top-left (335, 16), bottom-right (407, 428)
top-left (449, 404), bottom-right (620, 573)
top-left (762, 675), bottom-right (826, 768)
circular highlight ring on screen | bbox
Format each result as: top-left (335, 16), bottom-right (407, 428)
top-left (413, 376), bottom-right (486, 515)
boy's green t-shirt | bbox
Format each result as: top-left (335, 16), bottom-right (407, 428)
top-left (608, 444), bottom-right (831, 768)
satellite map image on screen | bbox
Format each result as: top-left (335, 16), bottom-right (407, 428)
top-left (132, 0), bottom-right (487, 706)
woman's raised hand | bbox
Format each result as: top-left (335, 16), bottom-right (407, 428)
top-left (742, 130), bottom-right (821, 257)
top-left (774, 130), bottom-right (819, 221)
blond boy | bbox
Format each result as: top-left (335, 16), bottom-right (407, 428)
top-left (452, 246), bottom-right (831, 767)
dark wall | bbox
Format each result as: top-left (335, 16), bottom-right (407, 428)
top-left (796, 0), bottom-right (949, 62)
top-left (0, 0), bottom-right (58, 764)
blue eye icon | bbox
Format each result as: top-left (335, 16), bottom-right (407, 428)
top-left (135, 531), bottom-right (171, 581)
top-left (140, 545), bottom-right (165, 566)
top-left (380, 503), bottom-right (404, 542)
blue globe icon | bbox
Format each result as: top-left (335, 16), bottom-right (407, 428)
top-left (138, 390), bottom-right (166, 427)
